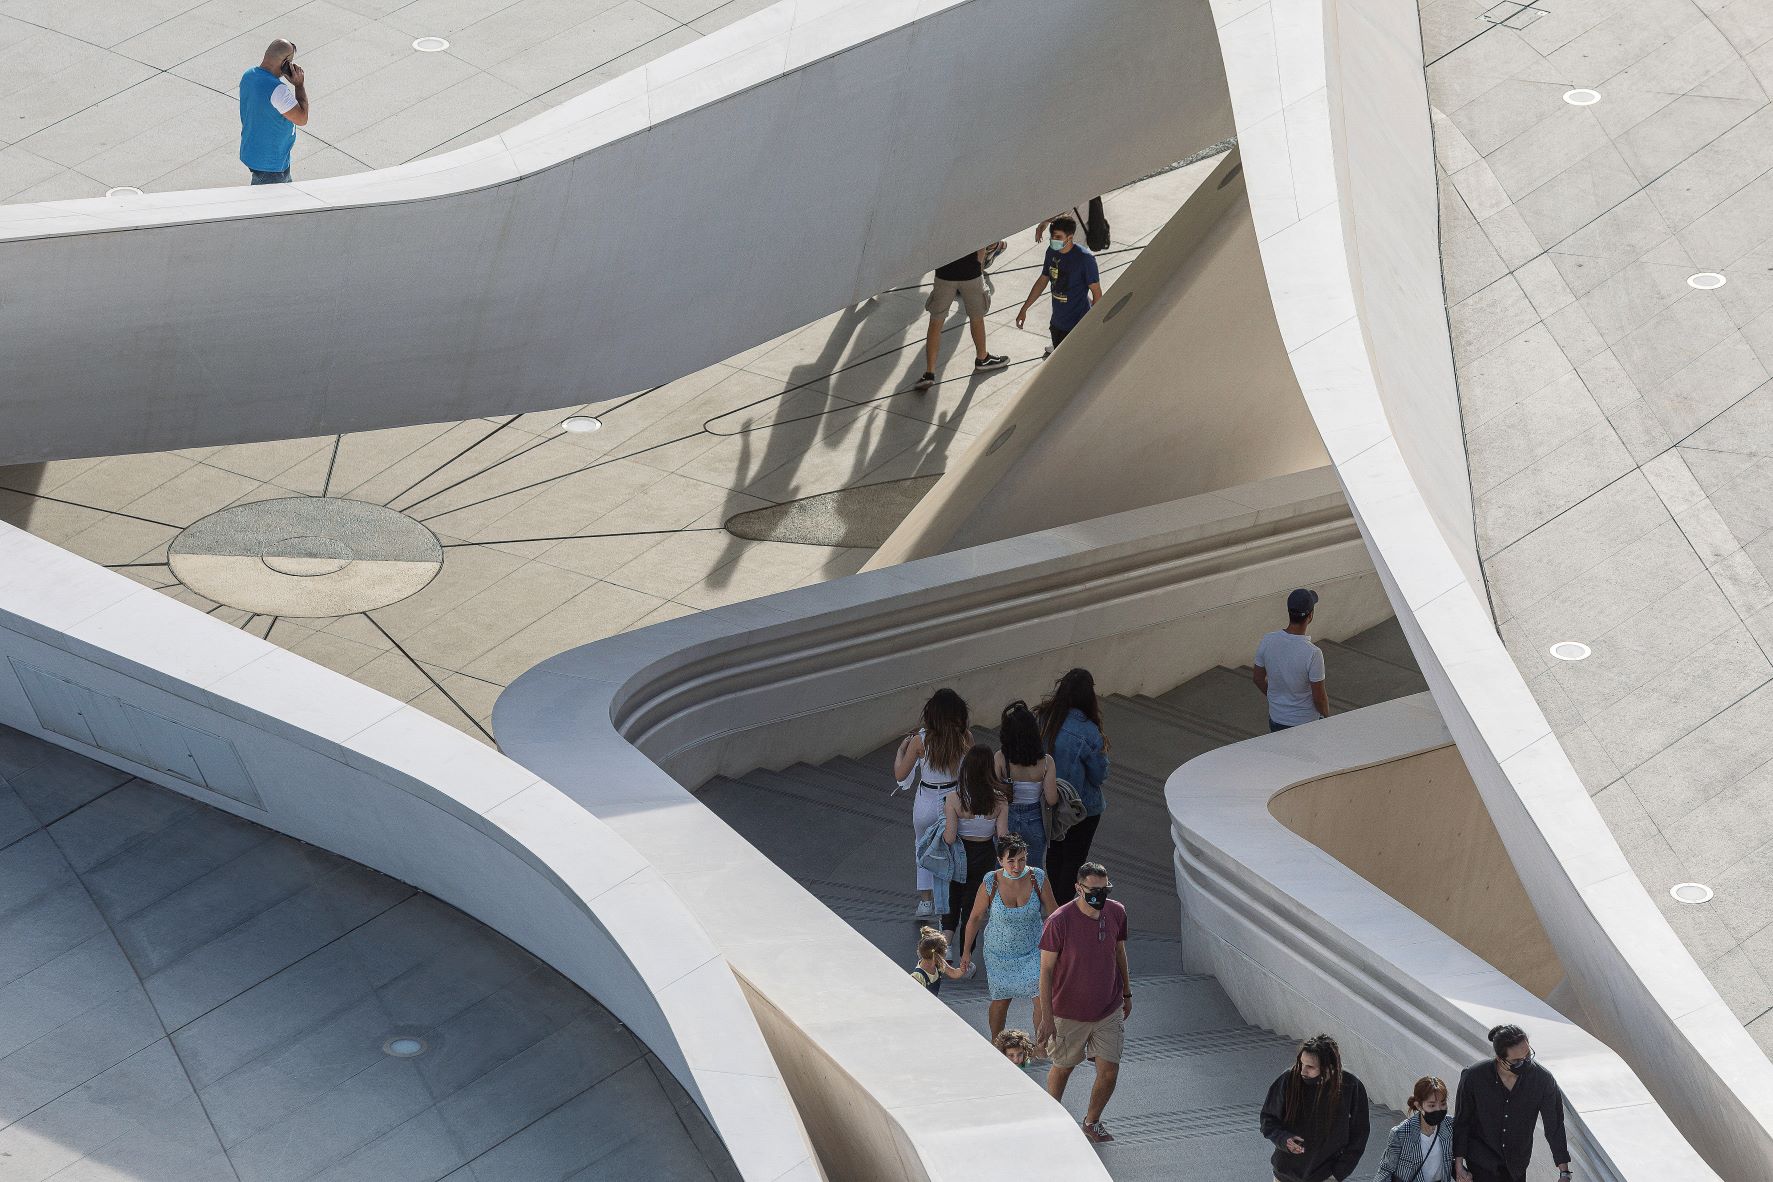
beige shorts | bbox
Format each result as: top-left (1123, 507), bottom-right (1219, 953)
top-left (927, 275), bottom-right (989, 319)
top-left (1048, 1010), bottom-right (1124, 1068)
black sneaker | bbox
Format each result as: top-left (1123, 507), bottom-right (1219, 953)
top-left (914, 371), bottom-right (937, 391)
top-left (974, 354), bottom-right (1010, 371)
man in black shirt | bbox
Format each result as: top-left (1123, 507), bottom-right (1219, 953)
top-left (1453, 1025), bottom-right (1571, 1182)
top-left (915, 247), bottom-right (1010, 390)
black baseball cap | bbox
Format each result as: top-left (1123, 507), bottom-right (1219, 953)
top-left (1287, 588), bottom-right (1318, 617)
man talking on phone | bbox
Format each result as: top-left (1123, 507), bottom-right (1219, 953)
top-left (239, 39), bottom-right (309, 185)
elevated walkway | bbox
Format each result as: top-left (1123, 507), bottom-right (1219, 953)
top-left (696, 621), bottom-right (1424, 1177)
top-left (0, 722), bottom-right (739, 1181)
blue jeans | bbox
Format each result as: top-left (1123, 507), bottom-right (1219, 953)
top-left (1007, 803), bottom-right (1047, 870)
top-left (250, 167), bottom-right (292, 185)
top-left (1268, 718), bottom-right (1293, 732)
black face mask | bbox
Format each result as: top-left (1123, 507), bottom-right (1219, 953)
top-left (1504, 1053), bottom-right (1533, 1072)
top-left (1082, 885), bottom-right (1111, 909)
top-left (1422, 1109), bottom-right (1447, 1127)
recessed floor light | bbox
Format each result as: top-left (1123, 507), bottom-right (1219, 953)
top-left (383, 1036), bottom-right (428, 1057)
top-left (1549, 641), bottom-right (1591, 661)
top-left (1563, 89), bottom-right (1601, 106)
top-left (105, 186), bottom-right (143, 197)
top-left (561, 416), bottom-right (602, 433)
top-left (1688, 272), bottom-right (1726, 290)
top-left (412, 36), bottom-right (449, 52)
top-left (1671, 882), bottom-right (1714, 905)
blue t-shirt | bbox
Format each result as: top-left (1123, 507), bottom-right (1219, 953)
top-left (1044, 244), bottom-right (1100, 330)
top-left (239, 66), bottom-right (297, 172)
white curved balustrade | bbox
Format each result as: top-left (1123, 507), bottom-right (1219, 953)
top-left (1168, 694), bottom-right (1716, 1181)
top-left (0, 0), bottom-right (1229, 466)
top-left (497, 466), bottom-right (1392, 1180)
top-left (1212, 0), bottom-right (1773, 1171)
top-left (0, 521), bottom-right (816, 1182)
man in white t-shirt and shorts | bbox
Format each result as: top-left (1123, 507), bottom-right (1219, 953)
top-left (1253, 588), bottom-right (1329, 732)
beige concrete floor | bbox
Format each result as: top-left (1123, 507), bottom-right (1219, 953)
top-left (0, 0), bottom-right (782, 201)
top-left (1425, 0), bottom-right (1773, 1050)
top-left (0, 158), bottom-right (1219, 742)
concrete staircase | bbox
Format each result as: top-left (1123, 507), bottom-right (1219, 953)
top-left (696, 620), bottom-right (1428, 1180)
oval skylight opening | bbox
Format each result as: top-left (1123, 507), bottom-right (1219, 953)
top-left (1670, 882), bottom-right (1714, 905)
top-left (106, 187), bottom-right (143, 197)
top-left (1563, 89), bottom-right (1601, 106)
top-left (1549, 641), bottom-right (1591, 661)
top-left (1688, 272), bottom-right (1726, 290)
top-left (412, 36), bottom-right (450, 52)
top-left (383, 1036), bottom-right (428, 1057)
top-left (561, 416), bottom-right (602, 433)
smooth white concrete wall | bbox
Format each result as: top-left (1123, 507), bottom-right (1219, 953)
top-left (0, 521), bottom-right (817, 1182)
top-left (872, 149), bottom-right (1329, 565)
top-left (1214, 0), bottom-right (1773, 1173)
top-left (1169, 695), bottom-right (1716, 1182)
top-left (0, 0), bottom-right (1230, 466)
top-left (497, 466), bottom-right (1392, 1181)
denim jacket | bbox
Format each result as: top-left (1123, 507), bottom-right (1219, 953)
top-left (915, 818), bottom-right (966, 916)
top-left (1051, 709), bottom-right (1109, 817)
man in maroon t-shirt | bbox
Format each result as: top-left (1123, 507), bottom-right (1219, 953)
top-left (1035, 861), bottom-right (1132, 1145)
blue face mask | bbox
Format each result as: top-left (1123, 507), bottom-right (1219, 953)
top-left (1001, 865), bottom-right (1029, 880)
top-left (1050, 236), bottom-right (1069, 251)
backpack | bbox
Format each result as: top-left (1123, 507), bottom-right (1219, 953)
top-left (1085, 196), bottom-right (1111, 252)
top-left (1044, 777), bottom-right (1088, 843)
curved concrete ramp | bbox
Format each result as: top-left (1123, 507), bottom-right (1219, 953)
top-left (0, 0), bottom-right (1230, 466)
top-left (0, 723), bottom-right (738, 1182)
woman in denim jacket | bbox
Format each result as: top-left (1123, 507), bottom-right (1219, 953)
top-left (1037, 668), bottom-right (1109, 903)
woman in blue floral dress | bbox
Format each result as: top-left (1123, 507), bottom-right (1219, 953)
top-left (959, 834), bottom-right (1058, 1040)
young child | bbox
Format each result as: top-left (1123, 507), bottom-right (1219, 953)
top-left (993, 1028), bottom-right (1037, 1066)
top-left (910, 926), bottom-right (966, 994)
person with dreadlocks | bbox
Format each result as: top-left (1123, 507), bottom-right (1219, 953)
top-left (1260, 1033), bottom-right (1372, 1182)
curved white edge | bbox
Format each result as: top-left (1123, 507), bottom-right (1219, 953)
top-left (0, 521), bottom-right (817, 1182)
top-left (1168, 694), bottom-right (1717, 1182)
top-left (0, 0), bottom-right (1231, 464)
top-left (1213, 0), bottom-right (1773, 1173)
top-left (497, 465), bottom-right (1393, 1181)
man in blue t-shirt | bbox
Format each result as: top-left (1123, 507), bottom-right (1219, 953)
top-left (1015, 215), bottom-right (1103, 354)
top-left (239, 39), bottom-right (310, 185)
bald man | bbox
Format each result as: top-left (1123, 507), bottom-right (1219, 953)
top-left (239, 39), bottom-right (309, 184)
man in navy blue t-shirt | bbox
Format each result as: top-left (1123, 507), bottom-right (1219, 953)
top-left (1015, 215), bottom-right (1103, 354)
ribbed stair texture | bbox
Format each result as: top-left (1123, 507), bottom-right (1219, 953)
top-left (698, 619), bottom-right (1427, 1179)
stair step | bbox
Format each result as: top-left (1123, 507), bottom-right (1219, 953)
top-left (1149, 667), bottom-right (1271, 737)
top-left (1314, 641), bottom-right (1429, 709)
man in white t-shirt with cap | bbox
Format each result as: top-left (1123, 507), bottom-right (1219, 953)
top-left (1253, 588), bottom-right (1329, 732)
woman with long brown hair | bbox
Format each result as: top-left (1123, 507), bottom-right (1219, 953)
top-left (895, 688), bottom-right (972, 918)
top-left (1037, 669), bottom-right (1110, 902)
top-left (1259, 1033), bottom-right (1371, 1182)
top-left (942, 743), bottom-right (1008, 950)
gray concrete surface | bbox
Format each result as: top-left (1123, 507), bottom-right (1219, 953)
top-left (0, 722), bottom-right (738, 1181)
top-left (1426, 0), bottom-right (1773, 1051)
top-left (0, 162), bottom-right (1211, 742)
top-left (0, 0), bottom-right (774, 202)
top-left (695, 619), bottom-right (1426, 1179)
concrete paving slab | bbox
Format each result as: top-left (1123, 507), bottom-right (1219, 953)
top-left (0, 721), bottom-right (737, 1180)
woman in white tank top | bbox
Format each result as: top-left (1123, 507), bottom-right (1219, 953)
top-left (942, 744), bottom-right (1008, 953)
top-left (894, 689), bottom-right (972, 919)
top-left (994, 701), bottom-right (1058, 870)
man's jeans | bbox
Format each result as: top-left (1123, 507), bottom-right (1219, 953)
top-left (249, 168), bottom-right (292, 185)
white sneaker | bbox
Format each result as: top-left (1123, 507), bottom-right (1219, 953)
top-left (914, 898), bottom-right (934, 918)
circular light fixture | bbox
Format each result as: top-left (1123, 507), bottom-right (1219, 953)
top-left (1563, 89), bottom-right (1601, 106)
top-left (560, 416), bottom-right (602, 433)
top-left (412, 36), bottom-right (449, 52)
top-left (105, 186), bottom-right (143, 197)
top-left (1549, 641), bottom-right (1591, 661)
top-left (383, 1036), bottom-right (428, 1057)
top-left (1670, 882), bottom-right (1714, 905)
top-left (1688, 272), bottom-right (1726, 290)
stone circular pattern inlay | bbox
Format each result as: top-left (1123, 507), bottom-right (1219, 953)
top-left (169, 497), bottom-right (443, 617)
